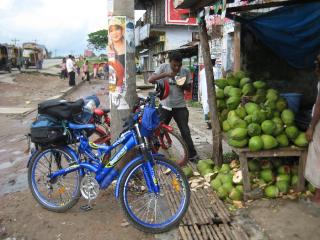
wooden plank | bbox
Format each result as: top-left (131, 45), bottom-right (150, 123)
top-left (179, 226), bottom-right (190, 240)
top-left (195, 193), bottom-right (214, 221)
top-left (183, 226), bottom-right (194, 240)
top-left (187, 194), bottom-right (203, 224)
top-left (297, 150), bottom-right (307, 192)
top-left (207, 225), bottom-right (220, 240)
top-left (189, 225), bottom-right (200, 240)
top-left (199, 18), bottom-right (223, 166)
top-left (193, 224), bottom-right (204, 240)
top-left (220, 224), bottom-right (234, 240)
top-left (190, 193), bottom-right (208, 224)
top-left (231, 223), bottom-right (250, 240)
top-left (239, 152), bottom-right (251, 201)
top-left (203, 189), bottom-right (230, 223)
top-left (203, 225), bottom-right (214, 240)
top-left (199, 188), bottom-right (227, 223)
top-left (212, 224), bottom-right (226, 240)
top-left (233, 22), bottom-right (241, 72)
top-left (200, 225), bottom-right (208, 240)
top-left (226, 0), bottom-right (318, 13)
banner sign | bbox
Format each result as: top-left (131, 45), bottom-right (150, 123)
top-left (165, 0), bottom-right (197, 25)
top-left (107, 16), bottom-right (130, 109)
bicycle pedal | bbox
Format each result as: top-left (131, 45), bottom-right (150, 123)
top-left (80, 204), bottom-right (93, 211)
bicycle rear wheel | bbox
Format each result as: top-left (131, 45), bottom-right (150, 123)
top-left (28, 147), bottom-right (81, 212)
top-left (158, 130), bottom-right (188, 166)
top-left (119, 156), bottom-right (190, 233)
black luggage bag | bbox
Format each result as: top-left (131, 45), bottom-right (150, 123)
top-left (38, 99), bottom-right (84, 120)
top-left (30, 114), bottom-right (68, 146)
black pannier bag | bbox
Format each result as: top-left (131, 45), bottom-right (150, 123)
top-left (30, 114), bottom-right (67, 145)
top-left (38, 99), bottom-right (84, 120)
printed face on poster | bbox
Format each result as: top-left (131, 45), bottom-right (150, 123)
top-left (107, 16), bottom-right (126, 93)
top-left (107, 16), bottom-right (134, 110)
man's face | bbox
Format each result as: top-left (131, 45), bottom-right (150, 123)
top-left (170, 60), bottom-right (182, 73)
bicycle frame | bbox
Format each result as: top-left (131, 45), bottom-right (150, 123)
top-left (48, 125), bottom-right (162, 194)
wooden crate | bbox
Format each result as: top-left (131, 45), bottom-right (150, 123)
top-left (223, 135), bottom-right (307, 200)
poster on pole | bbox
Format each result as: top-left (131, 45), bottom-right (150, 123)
top-left (107, 16), bottom-right (134, 110)
top-left (165, 0), bottom-right (197, 25)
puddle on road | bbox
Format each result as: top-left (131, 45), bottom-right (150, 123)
top-left (0, 171), bottom-right (28, 196)
top-left (0, 155), bottom-right (25, 170)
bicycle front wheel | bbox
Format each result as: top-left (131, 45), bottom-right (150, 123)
top-left (158, 130), bottom-right (189, 166)
top-left (119, 156), bottom-right (190, 233)
top-left (28, 147), bottom-right (81, 212)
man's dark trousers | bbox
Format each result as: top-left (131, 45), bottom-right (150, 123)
top-left (69, 71), bottom-right (75, 86)
top-left (159, 107), bottom-right (197, 158)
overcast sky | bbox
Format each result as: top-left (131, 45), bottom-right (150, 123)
top-left (0, 0), bottom-right (144, 56)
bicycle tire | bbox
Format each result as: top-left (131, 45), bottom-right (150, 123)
top-left (118, 156), bottom-right (190, 233)
top-left (28, 147), bottom-right (81, 213)
top-left (159, 130), bottom-right (189, 166)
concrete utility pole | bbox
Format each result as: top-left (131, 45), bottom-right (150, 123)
top-left (199, 20), bottom-right (222, 166)
top-left (109, 0), bottom-right (137, 140)
top-left (11, 38), bottom-right (19, 46)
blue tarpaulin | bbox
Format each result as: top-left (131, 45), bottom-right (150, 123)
top-left (245, 2), bottom-right (320, 69)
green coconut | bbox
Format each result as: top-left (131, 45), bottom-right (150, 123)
top-left (229, 188), bottom-right (243, 201)
top-left (210, 178), bottom-right (222, 191)
top-left (260, 169), bottom-right (273, 183)
top-left (276, 181), bottom-right (289, 194)
top-left (264, 185), bottom-right (279, 198)
top-left (219, 163), bottom-right (231, 173)
top-left (182, 166), bottom-right (193, 178)
top-left (217, 186), bottom-right (228, 199)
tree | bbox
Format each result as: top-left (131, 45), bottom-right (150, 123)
top-left (87, 29), bottom-right (108, 50)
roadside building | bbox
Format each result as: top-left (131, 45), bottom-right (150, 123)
top-left (135, 0), bottom-right (198, 82)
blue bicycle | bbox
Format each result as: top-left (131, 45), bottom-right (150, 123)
top-left (27, 92), bottom-right (190, 233)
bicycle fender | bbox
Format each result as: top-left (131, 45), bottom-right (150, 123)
top-left (114, 155), bottom-right (144, 199)
top-left (26, 149), bottom-right (40, 168)
top-left (114, 153), bottom-right (166, 199)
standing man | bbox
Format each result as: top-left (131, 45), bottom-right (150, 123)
top-left (199, 58), bottom-right (223, 129)
top-left (305, 53), bottom-right (320, 203)
top-left (148, 51), bottom-right (199, 162)
top-left (66, 55), bottom-right (76, 86)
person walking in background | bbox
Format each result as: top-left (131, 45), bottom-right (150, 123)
top-left (66, 55), bottom-right (76, 86)
top-left (305, 53), bottom-right (320, 204)
top-left (36, 50), bottom-right (44, 70)
top-left (60, 57), bottom-right (67, 79)
top-left (93, 63), bottom-right (98, 79)
top-left (148, 51), bottom-right (199, 163)
top-left (76, 64), bottom-right (81, 77)
top-left (199, 58), bottom-right (223, 129)
top-left (82, 60), bottom-right (90, 84)
top-left (103, 62), bottom-right (109, 80)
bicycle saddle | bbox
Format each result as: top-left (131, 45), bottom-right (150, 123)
top-left (68, 122), bottom-right (96, 130)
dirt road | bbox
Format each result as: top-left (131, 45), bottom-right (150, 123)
top-left (0, 72), bottom-right (161, 240)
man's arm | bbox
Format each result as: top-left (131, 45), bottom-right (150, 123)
top-left (306, 89), bottom-right (320, 142)
top-left (148, 64), bottom-right (176, 84)
top-left (148, 72), bottom-right (169, 84)
top-left (179, 69), bottom-right (192, 90)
